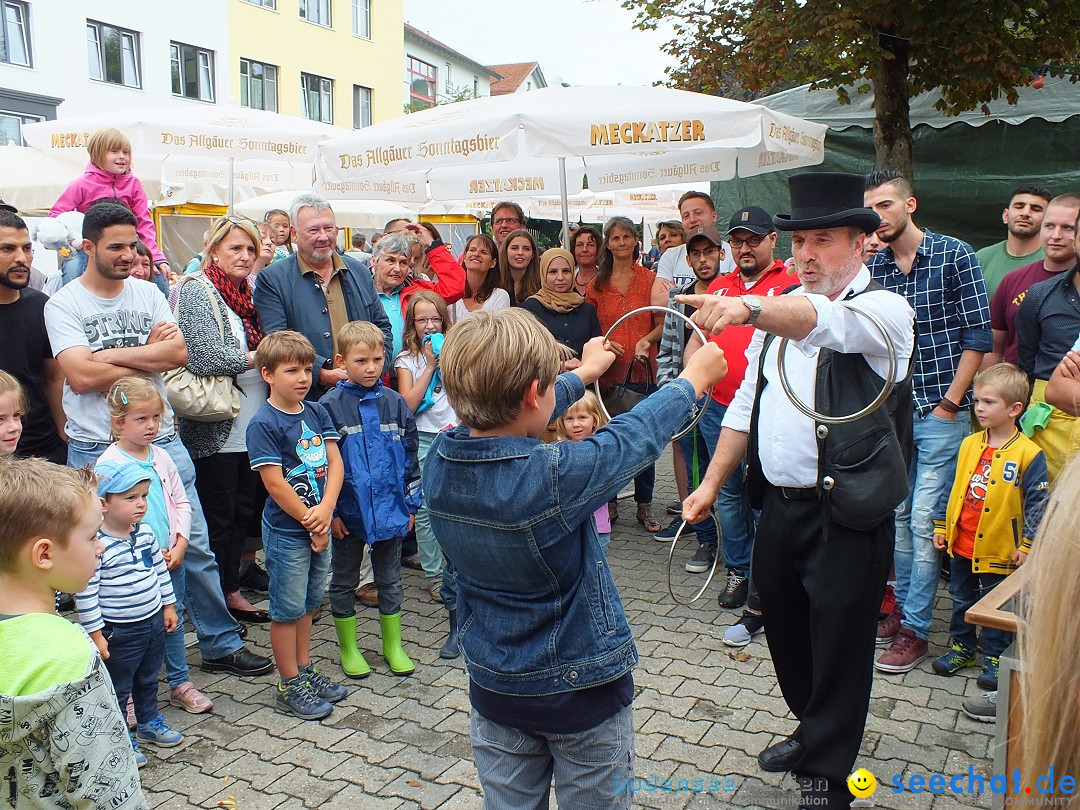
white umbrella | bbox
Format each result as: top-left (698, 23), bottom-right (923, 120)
top-left (23, 106), bottom-right (340, 209)
top-left (235, 190), bottom-right (418, 230)
top-left (315, 86), bottom-right (828, 242)
top-left (0, 145), bottom-right (143, 213)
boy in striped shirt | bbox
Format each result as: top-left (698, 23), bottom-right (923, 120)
top-left (76, 461), bottom-right (182, 767)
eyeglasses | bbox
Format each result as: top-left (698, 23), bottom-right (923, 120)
top-left (687, 246), bottom-right (721, 260)
top-left (728, 235), bottom-right (767, 249)
top-left (415, 317), bottom-right (444, 326)
top-left (216, 214), bottom-right (259, 229)
top-left (493, 217), bottom-right (522, 226)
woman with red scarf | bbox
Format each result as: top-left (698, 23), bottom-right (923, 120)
top-left (176, 217), bottom-right (270, 623)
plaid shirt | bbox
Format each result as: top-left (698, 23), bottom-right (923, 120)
top-left (869, 229), bottom-right (991, 415)
top-left (657, 280), bottom-right (698, 385)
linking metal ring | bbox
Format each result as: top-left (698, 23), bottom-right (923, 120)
top-left (776, 308), bottom-right (899, 425)
top-left (665, 514), bottom-right (721, 605)
top-left (593, 306), bottom-right (711, 441)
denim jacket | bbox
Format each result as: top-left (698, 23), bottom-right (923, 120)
top-left (425, 373), bottom-right (697, 696)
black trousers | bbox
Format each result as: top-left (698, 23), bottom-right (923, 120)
top-left (193, 451), bottom-right (259, 596)
top-left (753, 484), bottom-right (893, 787)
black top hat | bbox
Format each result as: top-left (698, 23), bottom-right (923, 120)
top-left (773, 172), bottom-right (880, 234)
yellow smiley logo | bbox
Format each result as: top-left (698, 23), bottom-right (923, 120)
top-left (847, 768), bottom-right (877, 798)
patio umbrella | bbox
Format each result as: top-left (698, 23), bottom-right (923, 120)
top-left (235, 190), bottom-right (418, 230)
top-left (315, 85), bottom-right (828, 242)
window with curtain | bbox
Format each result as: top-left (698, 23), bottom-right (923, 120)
top-left (301, 73), bottom-right (333, 123)
top-left (240, 58), bottom-right (278, 112)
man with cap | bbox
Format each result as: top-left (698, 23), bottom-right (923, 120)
top-left (681, 173), bottom-right (914, 809)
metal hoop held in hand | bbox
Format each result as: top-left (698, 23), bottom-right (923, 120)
top-left (665, 514), bottom-right (721, 605)
top-left (776, 308), bottom-right (899, 424)
top-left (593, 306), bottom-right (711, 441)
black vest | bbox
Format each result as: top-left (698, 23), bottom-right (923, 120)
top-left (745, 280), bottom-right (914, 531)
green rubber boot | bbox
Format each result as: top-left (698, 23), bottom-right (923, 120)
top-left (333, 615), bottom-right (370, 679)
top-left (379, 612), bottom-right (415, 676)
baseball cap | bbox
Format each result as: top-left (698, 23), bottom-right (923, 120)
top-left (95, 461), bottom-right (152, 497)
top-left (727, 206), bottom-right (775, 236)
top-left (684, 225), bottom-right (725, 247)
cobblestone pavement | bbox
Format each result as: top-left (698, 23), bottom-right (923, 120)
top-left (142, 460), bottom-right (997, 809)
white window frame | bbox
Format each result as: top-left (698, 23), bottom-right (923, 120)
top-left (240, 58), bottom-right (277, 112)
top-left (1, 1), bottom-right (31, 67)
top-left (301, 72), bottom-right (333, 123)
top-left (87, 20), bottom-right (141, 88)
top-left (351, 0), bottom-right (370, 38)
top-left (353, 84), bottom-right (371, 128)
top-left (300, 0), bottom-right (331, 27)
top-left (242, 0), bottom-right (276, 7)
top-left (0, 109), bottom-right (42, 146)
top-left (171, 41), bottom-right (216, 102)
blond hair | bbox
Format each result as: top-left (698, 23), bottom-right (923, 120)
top-left (401, 291), bottom-right (450, 357)
top-left (255, 330), bottom-right (316, 374)
top-left (1019, 453), bottom-right (1080, 794)
top-left (0, 370), bottom-right (26, 414)
top-left (974, 362), bottom-right (1030, 408)
top-left (0, 459), bottom-right (98, 573)
top-left (337, 320), bottom-right (385, 357)
top-left (107, 376), bottom-right (164, 432)
top-left (200, 216), bottom-right (262, 272)
top-left (86, 127), bottom-right (133, 172)
top-left (441, 308), bottom-right (562, 431)
top-left (557, 391), bottom-right (608, 440)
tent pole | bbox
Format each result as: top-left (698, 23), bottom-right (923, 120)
top-left (558, 157), bottom-right (570, 248)
top-left (228, 157), bottom-right (235, 213)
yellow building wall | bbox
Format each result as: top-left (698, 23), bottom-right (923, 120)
top-left (228, 0), bottom-right (404, 127)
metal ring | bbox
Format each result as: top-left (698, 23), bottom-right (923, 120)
top-left (665, 514), bottom-right (721, 606)
top-left (776, 308), bottom-right (898, 425)
top-left (593, 306), bottom-right (711, 441)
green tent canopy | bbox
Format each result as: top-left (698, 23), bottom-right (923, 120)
top-left (712, 76), bottom-right (1080, 251)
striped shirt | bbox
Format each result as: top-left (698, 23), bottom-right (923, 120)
top-left (76, 523), bottom-right (175, 633)
top-left (869, 229), bottom-right (992, 415)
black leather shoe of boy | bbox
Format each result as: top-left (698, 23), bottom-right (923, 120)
top-left (757, 736), bottom-right (806, 772)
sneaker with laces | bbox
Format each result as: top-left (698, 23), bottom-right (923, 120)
top-left (932, 642), bottom-right (978, 676)
top-left (875, 627), bottom-right (928, 673)
top-left (876, 609), bottom-right (902, 645)
top-left (977, 656), bottom-right (1000, 691)
top-left (275, 675), bottom-right (333, 720)
top-left (961, 691), bottom-right (997, 722)
top-left (717, 570), bottom-right (748, 609)
top-left (685, 543), bottom-right (716, 573)
top-left (723, 611), bottom-right (765, 647)
top-left (170, 681), bottom-right (214, 714)
top-left (135, 714), bottom-right (184, 748)
top-left (654, 517), bottom-right (682, 542)
top-left (300, 664), bottom-right (348, 703)
top-left (129, 734), bottom-right (147, 768)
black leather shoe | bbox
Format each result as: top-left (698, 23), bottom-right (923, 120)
top-left (200, 647), bottom-right (273, 676)
top-left (228, 607), bottom-right (271, 624)
top-left (757, 736), bottom-right (805, 772)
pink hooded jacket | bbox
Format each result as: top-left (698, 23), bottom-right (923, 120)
top-left (51, 162), bottom-right (167, 264)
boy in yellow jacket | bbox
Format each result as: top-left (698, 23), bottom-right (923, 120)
top-left (932, 363), bottom-right (1049, 693)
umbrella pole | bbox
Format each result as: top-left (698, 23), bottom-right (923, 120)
top-left (558, 157), bottom-right (570, 248)
top-left (228, 157), bottom-right (235, 213)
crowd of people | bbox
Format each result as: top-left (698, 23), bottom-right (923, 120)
top-left (0, 125), bottom-right (1077, 810)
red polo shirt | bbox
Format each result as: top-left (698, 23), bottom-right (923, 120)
top-left (705, 260), bottom-right (795, 405)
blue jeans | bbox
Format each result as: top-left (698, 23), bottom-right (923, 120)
top-left (68, 433), bottom-right (244, 660)
top-left (676, 424), bottom-right (719, 544)
top-left (59, 248), bottom-right (89, 287)
top-left (893, 412), bottom-right (969, 639)
top-left (692, 400), bottom-right (756, 574)
top-left (416, 431), bottom-right (444, 580)
top-left (470, 704), bottom-right (635, 810)
top-left (949, 557), bottom-right (1011, 658)
top-left (102, 610), bottom-right (166, 725)
top-left (264, 521), bottom-right (332, 623)
top-left (163, 565), bottom-right (189, 688)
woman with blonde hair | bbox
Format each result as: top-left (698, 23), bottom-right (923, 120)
top-left (1018, 454), bottom-right (1080, 795)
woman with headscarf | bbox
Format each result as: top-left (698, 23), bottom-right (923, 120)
top-left (520, 248), bottom-right (601, 369)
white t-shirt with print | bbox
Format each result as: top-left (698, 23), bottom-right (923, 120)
top-left (44, 278), bottom-right (176, 443)
top-left (656, 243), bottom-right (735, 289)
top-left (394, 351), bottom-right (458, 434)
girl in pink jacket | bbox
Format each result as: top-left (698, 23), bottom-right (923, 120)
top-left (51, 127), bottom-right (171, 291)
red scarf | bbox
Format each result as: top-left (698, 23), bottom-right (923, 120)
top-left (204, 264), bottom-right (263, 350)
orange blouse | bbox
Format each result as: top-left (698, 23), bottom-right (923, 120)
top-left (585, 263), bottom-right (658, 390)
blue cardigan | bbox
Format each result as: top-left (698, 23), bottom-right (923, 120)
top-left (253, 252), bottom-right (394, 398)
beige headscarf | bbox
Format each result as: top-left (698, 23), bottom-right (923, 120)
top-left (529, 248), bottom-right (585, 314)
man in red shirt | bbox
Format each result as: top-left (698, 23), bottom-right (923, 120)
top-left (682, 208), bottom-right (793, 629)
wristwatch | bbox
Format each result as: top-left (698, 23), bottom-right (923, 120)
top-left (741, 295), bottom-right (763, 326)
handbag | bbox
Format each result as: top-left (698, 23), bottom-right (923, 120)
top-left (162, 276), bottom-right (243, 422)
top-left (604, 355), bottom-right (658, 416)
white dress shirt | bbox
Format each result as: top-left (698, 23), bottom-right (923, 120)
top-left (723, 266), bottom-right (915, 488)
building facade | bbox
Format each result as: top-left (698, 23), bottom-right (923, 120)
top-left (487, 62), bottom-right (548, 96)
top-left (402, 24), bottom-right (499, 113)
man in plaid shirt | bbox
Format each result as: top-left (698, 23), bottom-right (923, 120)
top-left (864, 170), bottom-right (992, 674)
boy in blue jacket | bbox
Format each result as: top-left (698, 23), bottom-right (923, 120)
top-left (320, 320), bottom-right (420, 679)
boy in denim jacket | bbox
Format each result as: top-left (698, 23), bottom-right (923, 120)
top-left (425, 308), bottom-right (727, 809)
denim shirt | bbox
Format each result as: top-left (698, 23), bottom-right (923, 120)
top-left (425, 373), bottom-right (698, 696)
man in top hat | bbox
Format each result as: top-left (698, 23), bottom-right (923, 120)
top-left (680, 173), bottom-right (915, 809)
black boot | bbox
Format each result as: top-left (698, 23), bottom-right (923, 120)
top-left (439, 608), bottom-right (461, 659)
